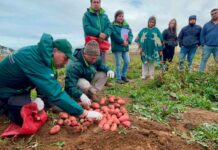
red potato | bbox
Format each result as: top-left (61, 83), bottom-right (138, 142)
top-left (99, 98), bottom-right (106, 105)
top-left (103, 123), bottom-right (110, 131)
top-left (120, 107), bottom-right (127, 114)
top-left (91, 102), bottom-right (100, 109)
top-left (106, 119), bottom-right (114, 126)
top-left (122, 121), bottom-right (131, 127)
top-left (108, 96), bottom-right (115, 103)
top-left (109, 108), bottom-right (115, 114)
top-left (59, 112), bottom-right (69, 119)
top-left (108, 105), bottom-right (115, 109)
top-left (64, 119), bottom-right (71, 126)
top-left (49, 125), bottom-right (61, 135)
top-left (110, 123), bottom-right (117, 131)
top-left (57, 119), bottom-right (64, 126)
top-left (69, 116), bottom-right (77, 122)
top-left (114, 108), bottom-right (120, 114)
top-left (98, 118), bottom-right (107, 128)
top-left (101, 106), bottom-right (109, 113)
top-left (117, 112), bottom-right (123, 118)
top-left (117, 99), bottom-right (126, 105)
top-left (119, 115), bottom-right (129, 122)
top-left (114, 103), bottom-right (121, 108)
top-left (71, 120), bottom-right (79, 126)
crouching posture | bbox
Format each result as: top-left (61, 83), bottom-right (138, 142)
top-left (0, 34), bottom-right (102, 127)
top-left (65, 40), bottom-right (114, 106)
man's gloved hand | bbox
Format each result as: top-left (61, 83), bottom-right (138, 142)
top-left (86, 111), bottom-right (103, 120)
top-left (33, 98), bottom-right (44, 111)
top-left (107, 70), bottom-right (115, 78)
top-left (80, 94), bottom-right (91, 106)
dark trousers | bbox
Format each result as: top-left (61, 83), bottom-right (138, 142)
top-left (163, 45), bottom-right (175, 62)
top-left (0, 94), bottom-right (31, 126)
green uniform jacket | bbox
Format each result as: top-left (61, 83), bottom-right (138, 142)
top-left (111, 21), bottom-right (133, 52)
top-left (82, 8), bottom-right (112, 38)
top-left (135, 27), bottom-right (163, 64)
top-left (0, 33), bottom-right (83, 116)
top-left (65, 50), bottom-right (110, 99)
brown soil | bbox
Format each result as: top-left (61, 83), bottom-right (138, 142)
top-left (0, 110), bottom-right (207, 150)
top-left (168, 108), bottom-right (218, 133)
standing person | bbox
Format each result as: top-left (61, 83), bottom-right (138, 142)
top-left (0, 34), bottom-right (102, 126)
top-left (162, 19), bottom-right (178, 63)
top-left (199, 8), bottom-right (218, 72)
top-left (178, 15), bottom-right (202, 71)
top-left (135, 16), bottom-right (163, 80)
top-left (111, 10), bottom-right (133, 84)
top-left (82, 0), bottom-right (112, 63)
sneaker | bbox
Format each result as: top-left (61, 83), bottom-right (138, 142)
top-left (121, 76), bottom-right (129, 83)
top-left (116, 80), bottom-right (125, 84)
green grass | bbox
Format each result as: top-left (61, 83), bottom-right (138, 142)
top-left (188, 123), bottom-right (218, 149)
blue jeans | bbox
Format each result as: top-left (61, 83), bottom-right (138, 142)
top-left (179, 46), bottom-right (197, 70)
top-left (199, 45), bottom-right (218, 72)
top-left (113, 51), bottom-right (130, 80)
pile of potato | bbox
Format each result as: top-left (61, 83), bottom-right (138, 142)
top-left (49, 95), bottom-right (131, 135)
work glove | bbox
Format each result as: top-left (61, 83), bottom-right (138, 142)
top-left (86, 111), bottom-right (103, 120)
top-left (107, 70), bottom-right (115, 78)
top-left (80, 94), bottom-right (91, 106)
top-left (33, 98), bottom-right (44, 112)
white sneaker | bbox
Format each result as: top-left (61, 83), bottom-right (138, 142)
top-left (149, 75), bottom-right (154, 80)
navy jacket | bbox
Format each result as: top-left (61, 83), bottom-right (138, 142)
top-left (201, 21), bottom-right (218, 46)
top-left (178, 24), bottom-right (202, 48)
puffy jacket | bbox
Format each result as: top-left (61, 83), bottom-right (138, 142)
top-left (0, 33), bottom-right (83, 116)
top-left (111, 21), bottom-right (133, 52)
top-left (65, 50), bottom-right (110, 99)
top-left (178, 24), bottom-right (202, 47)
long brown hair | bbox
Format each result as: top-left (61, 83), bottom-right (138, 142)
top-left (168, 19), bottom-right (177, 34)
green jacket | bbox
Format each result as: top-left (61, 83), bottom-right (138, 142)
top-left (65, 50), bottom-right (110, 99)
top-left (111, 21), bottom-right (133, 52)
top-left (0, 33), bottom-right (83, 116)
top-left (82, 8), bottom-right (112, 38)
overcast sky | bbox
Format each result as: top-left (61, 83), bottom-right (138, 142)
top-left (0, 0), bottom-right (217, 49)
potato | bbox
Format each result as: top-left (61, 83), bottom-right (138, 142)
top-left (59, 112), bottom-right (69, 119)
top-left (108, 96), bottom-right (115, 103)
top-left (120, 107), bottom-right (127, 114)
top-left (69, 116), bottom-right (77, 122)
top-left (122, 121), bottom-right (131, 127)
top-left (119, 115), bottom-right (129, 122)
top-left (91, 102), bottom-right (100, 109)
top-left (110, 123), bottom-right (117, 131)
top-left (117, 99), bottom-right (126, 105)
top-left (49, 125), bottom-right (60, 135)
top-left (99, 98), bottom-right (106, 105)
top-left (57, 119), bottom-right (64, 126)
top-left (103, 123), bottom-right (110, 131)
top-left (64, 119), bottom-right (71, 126)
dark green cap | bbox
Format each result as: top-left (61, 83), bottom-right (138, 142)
top-left (53, 39), bottom-right (74, 60)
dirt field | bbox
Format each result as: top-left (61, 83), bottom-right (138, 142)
top-left (1, 108), bottom-right (215, 150)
